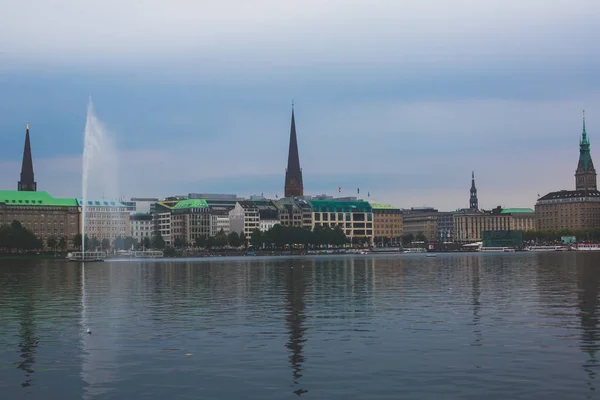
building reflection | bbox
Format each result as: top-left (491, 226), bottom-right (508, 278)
top-left (470, 256), bottom-right (482, 347)
top-left (577, 256), bottom-right (600, 392)
top-left (284, 264), bottom-right (308, 396)
top-left (17, 294), bottom-right (38, 388)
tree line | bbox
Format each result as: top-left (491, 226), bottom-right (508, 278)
top-left (523, 229), bottom-right (600, 243)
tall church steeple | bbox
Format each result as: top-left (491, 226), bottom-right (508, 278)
top-left (469, 171), bottom-right (478, 210)
top-left (284, 104), bottom-right (304, 197)
top-left (576, 110), bottom-right (597, 191)
top-left (18, 122), bottom-right (37, 192)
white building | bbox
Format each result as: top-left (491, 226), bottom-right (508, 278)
top-left (129, 197), bottom-right (159, 213)
top-left (78, 199), bottom-right (130, 243)
top-left (258, 209), bottom-right (279, 232)
top-left (229, 201), bottom-right (259, 240)
top-left (130, 213), bottom-right (153, 242)
top-left (209, 208), bottom-right (231, 236)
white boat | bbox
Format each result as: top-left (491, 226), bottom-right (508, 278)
top-left (67, 251), bottom-right (107, 262)
top-left (132, 250), bottom-right (164, 258)
top-left (478, 247), bottom-right (516, 252)
top-left (425, 253), bottom-right (437, 258)
top-left (574, 244), bottom-right (600, 251)
top-left (524, 245), bottom-right (568, 252)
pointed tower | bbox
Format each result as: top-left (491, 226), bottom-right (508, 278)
top-left (284, 105), bottom-right (304, 197)
top-left (469, 171), bottom-right (478, 210)
top-left (576, 110), bottom-right (597, 191)
top-left (18, 122), bottom-right (37, 192)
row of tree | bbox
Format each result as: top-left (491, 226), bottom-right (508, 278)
top-left (250, 225), bottom-right (347, 248)
top-left (523, 229), bottom-right (600, 242)
top-left (0, 221), bottom-right (44, 251)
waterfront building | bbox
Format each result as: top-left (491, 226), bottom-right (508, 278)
top-left (454, 207), bottom-right (535, 242)
top-left (371, 204), bottom-right (403, 245)
top-left (284, 106), bottom-right (304, 198)
top-left (275, 198), bottom-right (313, 228)
top-left (259, 208), bottom-right (280, 232)
top-left (311, 199), bottom-right (374, 244)
top-left (18, 123), bottom-right (37, 192)
top-left (0, 190), bottom-right (79, 248)
top-left (171, 199), bottom-right (211, 245)
top-left (78, 199), bottom-right (130, 243)
top-left (152, 198), bottom-right (180, 246)
top-left (437, 211), bottom-right (455, 242)
top-left (402, 207), bottom-right (438, 242)
top-left (229, 201), bottom-right (260, 241)
top-left (130, 213), bottom-right (153, 242)
top-left (209, 208), bottom-right (231, 236)
top-left (536, 112), bottom-right (600, 231)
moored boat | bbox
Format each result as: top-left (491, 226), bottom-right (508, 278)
top-left (67, 251), bottom-right (107, 262)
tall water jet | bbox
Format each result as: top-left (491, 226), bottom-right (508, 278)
top-left (81, 98), bottom-right (120, 256)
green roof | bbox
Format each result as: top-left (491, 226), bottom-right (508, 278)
top-left (311, 200), bottom-right (372, 212)
top-left (500, 208), bottom-right (534, 214)
top-left (0, 190), bottom-right (78, 207)
top-left (172, 199), bottom-right (209, 210)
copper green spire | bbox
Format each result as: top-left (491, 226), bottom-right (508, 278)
top-left (575, 110), bottom-right (597, 191)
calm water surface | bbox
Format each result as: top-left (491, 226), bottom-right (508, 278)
top-left (1, 253), bottom-right (600, 399)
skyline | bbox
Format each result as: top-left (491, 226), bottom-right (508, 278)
top-left (1, 0), bottom-right (598, 209)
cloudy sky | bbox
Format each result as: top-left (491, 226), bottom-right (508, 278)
top-left (0, 0), bottom-right (598, 210)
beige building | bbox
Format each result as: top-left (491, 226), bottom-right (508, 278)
top-left (275, 198), bottom-right (313, 229)
top-left (0, 190), bottom-right (80, 248)
top-left (536, 112), bottom-right (600, 231)
top-left (79, 199), bottom-right (130, 243)
top-left (310, 199), bottom-right (374, 244)
top-left (371, 204), bottom-right (403, 244)
top-left (171, 199), bottom-right (211, 245)
top-left (403, 207), bottom-right (438, 242)
top-left (454, 208), bottom-right (535, 242)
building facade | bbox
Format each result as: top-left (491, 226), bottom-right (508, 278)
top-left (229, 201), bottom-right (260, 241)
top-left (171, 199), bottom-right (210, 245)
top-left (130, 213), bottom-right (153, 242)
top-left (209, 208), bottom-right (231, 237)
top-left (437, 211), bottom-right (455, 242)
top-left (0, 190), bottom-right (79, 248)
top-left (311, 199), bottom-right (374, 244)
top-left (536, 112), bottom-right (600, 231)
top-left (78, 199), bottom-right (130, 243)
top-left (275, 198), bottom-right (313, 228)
top-left (454, 207), bottom-right (535, 242)
top-left (371, 204), bottom-right (403, 245)
top-left (402, 207), bottom-right (438, 242)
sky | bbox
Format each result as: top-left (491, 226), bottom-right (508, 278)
top-left (0, 0), bottom-right (599, 210)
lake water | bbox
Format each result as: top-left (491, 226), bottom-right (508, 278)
top-left (1, 253), bottom-right (599, 399)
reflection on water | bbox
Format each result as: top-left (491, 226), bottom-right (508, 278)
top-left (577, 256), bottom-right (600, 393)
top-left (285, 265), bottom-right (308, 396)
top-left (17, 293), bottom-right (38, 388)
top-left (1, 254), bottom-right (600, 399)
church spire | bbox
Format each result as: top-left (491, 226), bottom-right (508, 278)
top-left (284, 104), bottom-right (304, 197)
top-left (469, 171), bottom-right (478, 210)
top-left (18, 122), bottom-right (37, 192)
top-left (576, 110), bottom-right (597, 191)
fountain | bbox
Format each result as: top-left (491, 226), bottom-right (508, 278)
top-left (72, 97), bottom-right (119, 262)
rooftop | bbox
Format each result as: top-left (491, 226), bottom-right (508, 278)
top-left (0, 190), bottom-right (77, 207)
top-left (172, 199), bottom-right (209, 210)
top-left (77, 199), bottom-right (128, 208)
top-left (311, 199), bottom-right (372, 212)
top-left (538, 189), bottom-right (600, 202)
top-left (500, 208), bottom-right (534, 214)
